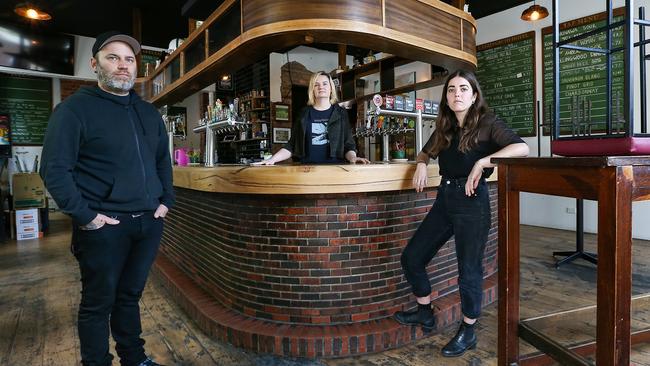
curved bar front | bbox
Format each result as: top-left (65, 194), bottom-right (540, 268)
top-left (155, 163), bottom-right (498, 358)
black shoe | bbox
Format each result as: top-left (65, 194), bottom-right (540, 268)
top-left (138, 358), bottom-right (165, 366)
top-left (393, 307), bottom-right (435, 332)
top-left (441, 321), bottom-right (477, 357)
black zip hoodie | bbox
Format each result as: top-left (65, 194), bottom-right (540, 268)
top-left (40, 85), bottom-right (174, 225)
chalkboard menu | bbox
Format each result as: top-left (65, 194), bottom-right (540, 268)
top-left (542, 9), bottom-right (624, 135)
top-left (0, 75), bottom-right (51, 145)
top-left (476, 31), bottom-right (536, 137)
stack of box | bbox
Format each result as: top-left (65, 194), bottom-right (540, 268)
top-left (12, 173), bottom-right (46, 241)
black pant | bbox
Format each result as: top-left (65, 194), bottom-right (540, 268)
top-left (401, 178), bottom-right (491, 319)
top-left (72, 212), bottom-right (163, 366)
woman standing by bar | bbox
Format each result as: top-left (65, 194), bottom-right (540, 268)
top-left (254, 71), bottom-right (369, 165)
top-left (394, 70), bottom-right (529, 357)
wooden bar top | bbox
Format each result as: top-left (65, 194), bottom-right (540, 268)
top-left (173, 163), bottom-right (497, 194)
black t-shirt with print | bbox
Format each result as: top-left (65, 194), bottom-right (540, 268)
top-left (302, 106), bottom-right (342, 164)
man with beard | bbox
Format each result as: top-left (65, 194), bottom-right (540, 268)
top-left (40, 31), bottom-right (173, 366)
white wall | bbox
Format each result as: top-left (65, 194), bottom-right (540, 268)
top-left (475, 0), bottom-right (650, 239)
top-left (73, 35), bottom-right (96, 79)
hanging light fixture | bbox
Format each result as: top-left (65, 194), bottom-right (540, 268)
top-left (521, 2), bottom-right (549, 21)
top-left (14, 3), bottom-right (51, 21)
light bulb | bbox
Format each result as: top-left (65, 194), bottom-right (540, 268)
top-left (26, 8), bottom-right (39, 19)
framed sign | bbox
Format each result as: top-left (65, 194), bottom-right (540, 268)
top-left (273, 127), bottom-right (291, 144)
top-left (274, 103), bottom-right (289, 121)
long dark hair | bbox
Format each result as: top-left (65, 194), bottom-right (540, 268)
top-left (426, 70), bottom-right (488, 157)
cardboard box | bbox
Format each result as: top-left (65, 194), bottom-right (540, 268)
top-left (17, 224), bottom-right (39, 240)
top-left (15, 208), bottom-right (40, 241)
top-left (12, 173), bottom-right (46, 209)
top-left (16, 208), bottom-right (38, 225)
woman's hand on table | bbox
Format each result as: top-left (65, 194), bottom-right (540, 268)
top-left (412, 162), bottom-right (428, 192)
top-left (348, 157), bottom-right (370, 164)
top-left (251, 159), bottom-right (276, 166)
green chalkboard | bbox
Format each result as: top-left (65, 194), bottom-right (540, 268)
top-left (542, 9), bottom-right (625, 135)
top-left (0, 75), bottom-right (51, 145)
top-left (476, 31), bottom-right (536, 137)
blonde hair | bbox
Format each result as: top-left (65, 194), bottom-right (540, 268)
top-left (307, 71), bottom-right (338, 106)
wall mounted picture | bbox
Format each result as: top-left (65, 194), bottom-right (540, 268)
top-left (274, 103), bottom-right (289, 121)
top-left (273, 127), bottom-right (291, 144)
top-left (167, 106), bottom-right (187, 138)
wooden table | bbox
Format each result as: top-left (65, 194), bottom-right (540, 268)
top-left (493, 156), bottom-right (650, 366)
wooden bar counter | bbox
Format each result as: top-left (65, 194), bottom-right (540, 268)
top-left (154, 163), bottom-right (500, 358)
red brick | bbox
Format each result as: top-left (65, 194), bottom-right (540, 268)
top-left (297, 230), bottom-right (318, 238)
top-left (318, 230), bottom-right (338, 238)
top-left (328, 238), bottom-right (349, 245)
top-left (306, 207), bottom-right (327, 214)
top-left (338, 213), bottom-right (359, 221)
top-left (348, 221), bottom-right (368, 229)
top-left (311, 316), bottom-right (331, 324)
top-left (351, 313), bottom-right (370, 322)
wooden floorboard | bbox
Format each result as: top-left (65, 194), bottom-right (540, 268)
top-left (1, 212), bottom-right (650, 365)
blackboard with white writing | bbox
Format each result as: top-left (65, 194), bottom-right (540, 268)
top-left (0, 75), bottom-right (51, 145)
top-left (476, 31), bottom-right (536, 137)
top-left (542, 9), bottom-right (624, 135)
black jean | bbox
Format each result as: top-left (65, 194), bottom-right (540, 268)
top-left (401, 177), bottom-right (491, 319)
top-left (72, 212), bottom-right (163, 366)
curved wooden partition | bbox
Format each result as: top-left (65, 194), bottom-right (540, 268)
top-left (143, 0), bottom-right (477, 106)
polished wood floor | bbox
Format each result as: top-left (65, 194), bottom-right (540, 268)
top-left (2, 212), bottom-right (650, 365)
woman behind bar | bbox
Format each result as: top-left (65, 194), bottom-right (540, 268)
top-left (394, 70), bottom-right (529, 357)
top-left (253, 71), bottom-right (369, 165)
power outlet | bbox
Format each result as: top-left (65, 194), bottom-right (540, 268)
top-left (566, 207), bottom-right (576, 214)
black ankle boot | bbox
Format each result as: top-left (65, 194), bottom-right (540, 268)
top-left (441, 321), bottom-right (477, 357)
top-left (393, 303), bottom-right (435, 332)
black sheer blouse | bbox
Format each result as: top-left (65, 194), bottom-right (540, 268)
top-left (416, 113), bottom-right (524, 179)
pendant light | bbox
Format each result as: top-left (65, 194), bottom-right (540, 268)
top-left (521, 2), bottom-right (549, 21)
top-left (14, 3), bottom-right (51, 21)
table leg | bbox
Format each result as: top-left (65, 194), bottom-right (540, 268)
top-left (596, 166), bottom-right (633, 365)
top-left (553, 199), bottom-right (598, 267)
top-left (498, 165), bottom-right (521, 365)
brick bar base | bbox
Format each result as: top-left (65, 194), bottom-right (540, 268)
top-left (153, 254), bottom-right (497, 358)
top-left (156, 184), bottom-right (499, 358)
